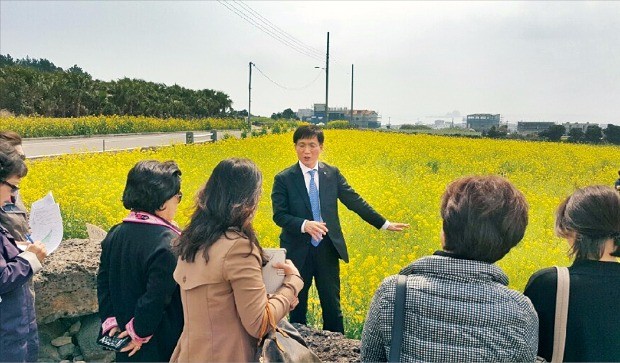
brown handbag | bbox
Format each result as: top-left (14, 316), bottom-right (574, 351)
top-left (255, 305), bottom-right (321, 363)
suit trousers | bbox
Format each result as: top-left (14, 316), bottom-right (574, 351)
top-left (289, 236), bottom-right (344, 333)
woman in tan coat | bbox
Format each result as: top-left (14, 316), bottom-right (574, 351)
top-left (170, 158), bottom-right (303, 362)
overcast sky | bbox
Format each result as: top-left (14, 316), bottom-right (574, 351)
top-left (1, 1), bottom-right (619, 125)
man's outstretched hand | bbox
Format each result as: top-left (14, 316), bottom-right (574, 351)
top-left (387, 222), bottom-right (410, 232)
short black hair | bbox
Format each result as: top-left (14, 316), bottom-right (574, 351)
top-left (555, 185), bottom-right (620, 259)
top-left (441, 175), bottom-right (529, 263)
top-left (122, 160), bottom-right (182, 214)
top-left (293, 125), bottom-right (324, 145)
top-left (0, 140), bottom-right (27, 181)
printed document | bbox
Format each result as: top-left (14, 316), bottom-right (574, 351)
top-left (29, 192), bottom-right (63, 254)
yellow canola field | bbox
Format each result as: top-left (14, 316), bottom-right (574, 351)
top-left (21, 130), bottom-right (619, 338)
top-left (0, 115), bottom-right (244, 137)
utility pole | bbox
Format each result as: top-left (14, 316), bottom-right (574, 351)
top-left (248, 62), bottom-right (253, 128)
top-left (325, 32), bottom-right (330, 123)
top-left (350, 64), bottom-right (354, 125)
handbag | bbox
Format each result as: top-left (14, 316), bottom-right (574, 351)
top-left (255, 305), bottom-right (321, 363)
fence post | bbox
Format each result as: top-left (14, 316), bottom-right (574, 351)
top-left (211, 130), bottom-right (217, 142)
top-left (186, 132), bottom-right (194, 144)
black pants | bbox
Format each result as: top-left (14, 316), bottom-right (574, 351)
top-left (289, 237), bottom-right (344, 333)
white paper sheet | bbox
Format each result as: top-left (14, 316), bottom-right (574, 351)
top-left (29, 192), bottom-right (63, 254)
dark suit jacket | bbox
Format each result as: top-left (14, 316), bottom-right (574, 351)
top-left (272, 162), bottom-right (386, 265)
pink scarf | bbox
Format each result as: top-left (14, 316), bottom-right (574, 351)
top-left (122, 211), bottom-right (181, 235)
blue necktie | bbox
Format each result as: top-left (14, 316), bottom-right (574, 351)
top-left (308, 170), bottom-right (322, 247)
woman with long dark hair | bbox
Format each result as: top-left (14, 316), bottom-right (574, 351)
top-left (170, 158), bottom-right (303, 362)
top-left (524, 185), bottom-right (620, 362)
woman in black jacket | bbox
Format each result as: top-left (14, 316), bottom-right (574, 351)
top-left (524, 185), bottom-right (620, 362)
top-left (97, 160), bottom-right (184, 362)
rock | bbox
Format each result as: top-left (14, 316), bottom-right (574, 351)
top-left (60, 360), bottom-right (71, 363)
top-left (38, 342), bottom-right (61, 362)
top-left (292, 323), bottom-right (361, 363)
top-left (74, 357), bottom-right (84, 362)
top-left (75, 314), bottom-right (115, 362)
top-left (51, 336), bottom-right (73, 347)
top-left (58, 343), bottom-right (75, 359)
top-left (69, 321), bottom-right (82, 335)
top-left (34, 238), bottom-right (101, 324)
top-left (38, 320), bottom-right (67, 361)
top-left (72, 345), bottom-right (82, 358)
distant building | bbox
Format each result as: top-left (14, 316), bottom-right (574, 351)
top-left (351, 109), bottom-right (380, 128)
top-left (296, 108), bottom-right (313, 121)
top-left (312, 104), bottom-right (348, 123)
top-left (563, 122), bottom-right (595, 133)
top-left (309, 104), bottom-right (380, 127)
top-left (466, 114), bottom-right (500, 132)
top-left (517, 121), bottom-right (555, 135)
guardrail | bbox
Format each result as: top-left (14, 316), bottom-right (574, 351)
top-left (185, 131), bottom-right (216, 144)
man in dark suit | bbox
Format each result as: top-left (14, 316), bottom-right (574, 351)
top-left (272, 125), bottom-right (408, 333)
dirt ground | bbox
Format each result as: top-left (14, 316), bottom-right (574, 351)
top-left (293, 323), bottom-right (361, 362)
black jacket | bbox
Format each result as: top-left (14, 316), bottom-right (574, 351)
top-left (524, 260), bottom-right (620, 362)
top-left (97, 222), bottom-right (183, 362)
top-left (271, 162), bottom-right (385, 265)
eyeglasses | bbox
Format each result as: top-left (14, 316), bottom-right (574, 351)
top-left (1, 180), bottom-right (19, 193)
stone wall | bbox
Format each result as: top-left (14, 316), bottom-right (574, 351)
top-left (34, 238), bottom-right (112, 362)
top-left (33, 237), bottom-right (361, 362)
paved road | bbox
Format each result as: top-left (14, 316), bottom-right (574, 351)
top-left (22, 131), bottom-right (215, 158)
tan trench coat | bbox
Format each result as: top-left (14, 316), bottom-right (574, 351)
top-left (170, 234), bottom-right (303, 362)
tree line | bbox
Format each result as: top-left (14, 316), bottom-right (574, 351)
top-left (485, 124), bottom-right (620, 145)
top-left (0, 54), bottom-right (239, 119)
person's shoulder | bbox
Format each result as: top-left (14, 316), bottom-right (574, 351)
top-left (373, 274), bottom-right (402, 303)
top-left (217, 231), bottom-right (260, 259)
top-left (275, 163), bottom-right (299, 178)
top-left (524, 266), bottom-right (558, 293)
top-left (319, 161), bottom-right (337, 171)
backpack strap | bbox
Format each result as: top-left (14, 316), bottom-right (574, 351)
top-left (551, 266), bottom-right (570, 363)
top-left (389, 275), bottom-right (407, 363)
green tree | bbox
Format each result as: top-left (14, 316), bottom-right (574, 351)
top-left (603, 124), bottom-right (620, 145)
top-left (584, 125), bottom-right (603, 144)
top-left (400, 124), bottom-right (431, 130)
top-left (567, 128), bottom-right (585, 143)
top-left (539, 125), bottom-right (566, 142)
top-left (0, 54), bottom-right (236, 119)
top-left (487, 125), bottom-right (507, 139)
top-left (281, 108), bottom-right (298, 120)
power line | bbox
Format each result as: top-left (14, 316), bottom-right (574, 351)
top-left (224, 1), bottom-right (324, 61)
top-left (233, 1), bottom-right (324, 58)
top-left (253, 64), bottom-right (323, 91)
top-left (218, 1), bottom-right (324, 62)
